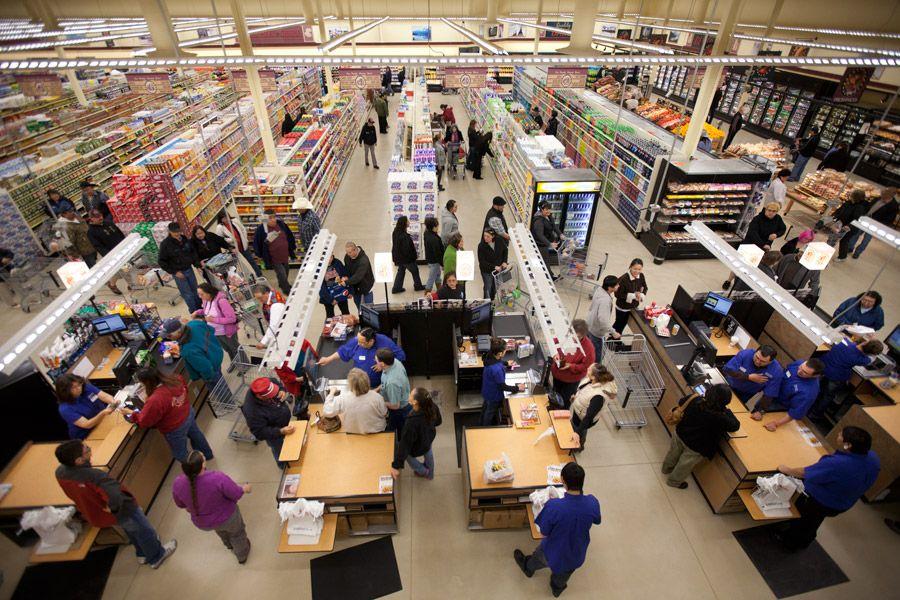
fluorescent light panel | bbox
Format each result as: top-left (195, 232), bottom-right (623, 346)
top-left (850, 217), bottom-right (900, 250)
top-left (734, 33), bottom-right (900, 57)
top-left (441, 18), bottom-right (508, 55)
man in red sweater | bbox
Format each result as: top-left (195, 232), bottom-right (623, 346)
top-left (55, 440), bottom-right (177, 568)
top-left (550, 319), bottom-right (596, 408)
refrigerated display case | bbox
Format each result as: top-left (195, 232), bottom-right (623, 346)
top-left (641, 158), bottom-right (772, 262)
top-left (526, 170), bottom-right (602, 248)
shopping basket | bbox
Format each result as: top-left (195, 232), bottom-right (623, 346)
top-left (601, 334), bottom-right (665, 428)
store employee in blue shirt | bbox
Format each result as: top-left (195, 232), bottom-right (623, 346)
top-left (55, 374), bottom-right (120, 440)
top-left (514, 462), bottom-right (601, 597)
top-left (777, 426), bottom-right (880, 550)
top-left (480, 337), bottom-right (525, 426)
top-left (723, 345), bottom-right (782, 404)
top-left (751, 358), bottom-right (824, 431)
top-left (810, 338), bottom-right (883, 421)
top-left (318, 327), bottom-right (406, 388)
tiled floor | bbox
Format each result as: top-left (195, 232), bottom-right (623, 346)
top-left (0, 91), bottom-right (898, 600)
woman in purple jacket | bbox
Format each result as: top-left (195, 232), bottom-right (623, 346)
top-left (172, 451), bottom-right (252, 563)
top-left (194, 282), bottom-right (240, 359)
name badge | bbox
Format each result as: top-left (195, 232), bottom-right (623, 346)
top-left (739, 366), bottom-right (747, 373)
top-left (785, 371), bottom-right (792, 379)
top-left (359, 355), bottom-right (367, 361)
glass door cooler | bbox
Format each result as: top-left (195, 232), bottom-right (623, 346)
top-left (526, 168), bottom-right (602, 248)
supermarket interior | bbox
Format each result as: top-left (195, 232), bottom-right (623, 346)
top-left (0, 1), bottom-right (899, 599)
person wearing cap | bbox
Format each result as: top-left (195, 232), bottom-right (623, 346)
top-left (45, 188), bottom-right (75, 217)
top-left (55, 206), bottom-right (99, 268)
top-left (484, 196), bottom-right (510, 241)
top-left (252, 210), bottom-right (296, 296)
top-left (241, 377), bottom-right (294, 466)
top-left (159, 222), bottom-right (202, 313)
top-left (318, 327), bottom-right (406, 388)
top-left (585, 275), bottom-right (621, 360)
top-left (80, 181), bottom-right (111, 221)
top-left (294, 196), bottom-right (321, 252)
top-left (359, 117), bottom-right (379, 169)
top-left (162, 317), bottom-right (224, 389)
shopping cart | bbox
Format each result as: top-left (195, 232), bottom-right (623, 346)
top-left (3, 255), bottom-right (65, 312)
top-left (492, 265), bottom-right (522, 310)
top-left (202, 252), bottom-right (268, 339)
top-left (554, 246), bottom-right (609, 317)
top-left (207, 346), bottom-right (282, 443)
top-left (601, 334), bottom-right (665, 429)
top-left (123, 251), bottom-right (182, 306)
top-left (447, 142), bottom-right (466, 180)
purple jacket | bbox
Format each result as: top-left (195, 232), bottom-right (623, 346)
top-left (172, 470), bottom-right (244, 529)
top-left (196, 292), bottom-right (238, 337)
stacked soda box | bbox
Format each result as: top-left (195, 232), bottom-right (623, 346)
top-left (109, 173), bottom-right (190, 232)
top-left (0, 187), bottom-right (41, 259)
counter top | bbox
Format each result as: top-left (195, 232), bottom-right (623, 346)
top-left (465, 424), bottom-right (572, 491)
top-left (728, 413), bottom-right (828, 473)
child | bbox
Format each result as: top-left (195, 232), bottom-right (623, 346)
top-left (480, 337), bottom-right (525, 426)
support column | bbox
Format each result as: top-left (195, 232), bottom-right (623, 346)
top-left (300, 0), bottom-right (316, 24)
top-left (615, 0), bottom-right (627, 20)
top-left (692, 0), bottom-right (711, 26)
top-left (347, 0), bottom-right (356, 56)
top-left (56, 49), bottom-right (88, 107)
top-left (486, 0), bottom-right (499, 26)
top-left (229, 0), bottom-right (278, 167)
top-left (764, 0), bottom-right (785, 36)
top-left (663, 0), bottom-right (675, 26)
top-left (562, 0), bottom-right (599, 53)
top-left (533, 0), bottom-right (544, 55)
top-left (138, 0), bottom-right (180, 56)
top-left (681, 0), bottom-right (743, 158)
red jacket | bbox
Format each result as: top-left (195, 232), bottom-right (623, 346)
top-left (551, 335), bottom-right (596, 383)
top-left (133, 377), bottom-right (190, 433)
top-left (56, 463), bottom-right (138, 527)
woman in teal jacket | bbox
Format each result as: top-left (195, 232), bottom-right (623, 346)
top-left (162, 318), bottom-right (225, 387)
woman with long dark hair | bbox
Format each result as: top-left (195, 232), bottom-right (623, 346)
top-left (127, 367), bottom-right (214, 462)
top-left (390, 387), bottom-right (442, 480)
top-left (391, 216), bottom-right (424, 293)
top-left (55, 374), bottom-right (118, 439)
top-left (613, 258), bottom-right (648, 334)
top-left (172, 450), bottom-right (252, 564)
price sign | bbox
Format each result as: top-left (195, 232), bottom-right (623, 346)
top-left (545, 67), bottom-right (587, 89)
top-left (125, 73), bottom-right (172, 94)
top-left (338, 68), bottom-right (383, 90)
top-left (16, 73), bottom-right (63, 97)
top-left (444, 67), bottom-right (486, 89)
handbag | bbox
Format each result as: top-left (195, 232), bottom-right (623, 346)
top-left (664, 393), bottom-right (699, 427)
top-left (315, 410), bottom-right (341, 433)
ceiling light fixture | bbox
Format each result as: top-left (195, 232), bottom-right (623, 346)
top-left (733, 33), bottom-right (900, 57)
top-left (441, 18), bottom-right (508, 55)
top-left (180, 18), bottom-right (312, 48)
top-left (497, 17), bottom-right (674, 55)
top-left (319, 16), bottom-right (388, 53)
top-left (850, 217), bottom-right (900, 251)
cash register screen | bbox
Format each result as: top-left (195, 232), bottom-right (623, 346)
top-left (887, 324), bottom-right (900, 361)
top-left (704, 292), bottom-right (733, 316)
top-left (92, 314), bottom-right (127, 336)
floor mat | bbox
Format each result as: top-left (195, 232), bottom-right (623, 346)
top-left (12, 546), bottom-right (118, 600)
top-left (732, 523), bottom-right (849, 598)
top-left (454, 411), bottom-right (481, 467)
top-left (310, 536), bottom-right (401, 600)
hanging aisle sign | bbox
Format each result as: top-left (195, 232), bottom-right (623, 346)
top-left (444, 67), bottom-right (486, 89)
top-left (16, 72), bottom-right (63, 97)
top-left (231, 69), bottom-right (279, 93)
top-left (125, 72), bottom-right (172, 94)
top-left (338, 68), bottom-right (382, 90)
top-left (833, 67), bottom-right (874, 103)
top-left (545, 67), bottom-right (587, 89)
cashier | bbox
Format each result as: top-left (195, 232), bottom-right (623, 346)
top-left (318, 327), bottom-right (406, 388)
top-left (54, 374), bottom-right (119, 440)
top-left (751, 358), bottom-right (824, 431)
top-left (481, 337), bottom-right (526, 426)
top-left (832, 291), bottom-right (885, 332)
top-left (722, 345), bottom-right (782, 404)
top-left (809, 338), bottom-right (883, 421)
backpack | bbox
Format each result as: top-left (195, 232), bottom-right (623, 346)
top-left (665, 393), bottom-right (699, 427)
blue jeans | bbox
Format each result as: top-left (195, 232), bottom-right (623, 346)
top-left (118, 508), bottom-right (164, 564)
top-left (587, 332), bottom-right (604, 363)
top-left (424, 263), bottom-right (442, 291)
top-left (406, 448), bottom-right (434, 478)
top-left (174, 268), bottom-right (202, 313)
top-left (480, 400), bottom-right (501, 426)
top-left (387, 404), bottom-right (413, 432)
top-left (241, 249), bottom-right (262, 276)
top-left (789, 154), bottom-right (812, 181)
top-left (163, 408), bottom-right (214, 462)
top-left (481, 272), bottom-right (496, 300)
top-left (265, 438), bottom-right (286, 469)
top-left (852, 232), bottom-right (873, 258)
top-left (352, 290), bottom-right (374, 311)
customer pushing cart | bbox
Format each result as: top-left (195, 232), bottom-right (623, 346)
top-left (601, 334), bottom-right (664, 428)
top-left (447, 141), bottom-right (466, 180)
top-left (202, 252), bottom-right (267, 339)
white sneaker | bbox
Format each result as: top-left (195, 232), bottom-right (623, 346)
top-left (150, 540), bottom-right (177, 569)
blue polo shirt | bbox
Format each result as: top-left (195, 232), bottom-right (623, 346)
top-left (481, 360), bottom-right (509, 407)
top-left (724, 349), bottom-right (782, 401)
top-left (58, 382), bottom-right (103, 440)
top-left (804, 450), bottom-right (880, 511)
top-left (337, 333), bottom-right (406, 387)
top-left (772, 360), bottom-right (820, 420)
top-left (535, 493), bottom-right (602, 573)
top-left (822, 338), bottom-right (872, 383)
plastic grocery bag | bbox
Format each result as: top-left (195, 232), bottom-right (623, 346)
top-left (20, 506), bottom-right (80, 554)
top-left (483, 452), bottom-right (515, 483)
top-left (278, 499), bottom-right (325, 539)
top-left (752, 473), bottom-right (803, 511)
top-left (529, 485), bottom-right (565, 520)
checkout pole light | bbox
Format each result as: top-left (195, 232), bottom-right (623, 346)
top-left (736, 244), bottom-right (764, 267)
top-left (798, 242), bottom-right (836, 271)
top-left (57, 261), bottom-right (91, 289)
top-left (850, 216), bottom-right (900, 251)
top-left (455, 251), bottom-right (476, 282)
top-left (373, 252), bottom-right (395, 283)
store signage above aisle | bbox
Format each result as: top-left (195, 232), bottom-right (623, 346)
top-left (262, 230), bottom-right (337, 370)
top-left (125, 72), bottom-right (172, 94)
top-left (0, 233), bottom-right (148, 375)
top-left (337, 68), bottom-right (382, 90)
top-left (833, 67), bottom-right (875, 103)
top-left (508, 224), bottom-right (581, 356)
top-left (15, 72), bottom-right (62, 97)
top-left (545, 67), bottom-right (587, 89)
top-left (444, 67), bottom-right (486, 89)
top-left (684, 222), bottom-right (844, 346)
top-left (231, 69), bottom-right (279, 93)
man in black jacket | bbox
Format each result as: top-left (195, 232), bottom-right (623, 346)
top-left (382, 67), bottom-right (393, 95)
top-left (836, 189), bottom-right (873, 260)
top-left (788, 125), bottom-right (820, 182)
top-left (478, 228), bottom-right (509, 300)
top-left (723, 104), bottom-right (748, 150)
top-left (847, 186), bottom-right (898, 259)
top-left (484, 196), bottom-right (510, 241)
top-left (531, 202), bottom-right (563, 279)
top-left (242, 377), bottom-right (294, 467)
top-left (158, 222), bottom-right (202, 312)
top-left (817, 141), bottom-right (850, 172)
top-left (343, 242), bottom-right (376, 310)
top-left (87, 209), bottom-right (128, 294)
top-left (391, 218), bottom-right (424, 293)
top-left (359, 118), bottom-right (379, 168)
